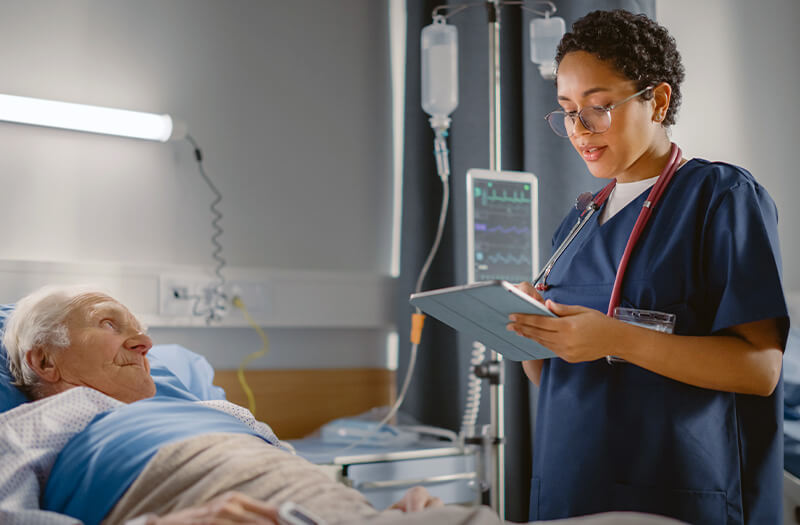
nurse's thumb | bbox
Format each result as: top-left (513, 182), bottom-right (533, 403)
top-left (545, 300), bottom-right (582, 317)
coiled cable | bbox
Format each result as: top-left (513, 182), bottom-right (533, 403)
top-left (186, 134), bottom-right (228, 323)
top-left (462, 341), bottom-right (486, 432)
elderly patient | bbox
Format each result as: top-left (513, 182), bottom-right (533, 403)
top-left (1, 286), bottom-right (679, 525)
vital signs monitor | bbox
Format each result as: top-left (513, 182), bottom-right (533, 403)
top-left (466, 169), bottom-right (539, 284)
top-left (410, 170), bottom-right (550, 360)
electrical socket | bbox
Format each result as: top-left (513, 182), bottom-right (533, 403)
top-left (228, 282), bottom-right (272, 313)
top-left (171, 285), bottom-right (191, 300)
top-left (159, 276), bottom-right (211, 316)
top-left (159, 276), bottom-right (273, 318)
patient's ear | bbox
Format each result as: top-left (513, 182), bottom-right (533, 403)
top-left (25, 347), bottom-right (61, 383)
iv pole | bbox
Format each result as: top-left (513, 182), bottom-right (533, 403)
top-left (486, 0), bottom-right (505, 517)
top-left (423, 2), bottom-right (561, 519)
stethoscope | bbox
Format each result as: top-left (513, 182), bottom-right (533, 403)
top-left (532, 143), bottom-right (683, 316)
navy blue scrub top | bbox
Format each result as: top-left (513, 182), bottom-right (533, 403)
top-left (530, 159), bottom-right (788, 525)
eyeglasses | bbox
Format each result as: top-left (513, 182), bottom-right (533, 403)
top-left (544, 86), bottom-right (653, 138)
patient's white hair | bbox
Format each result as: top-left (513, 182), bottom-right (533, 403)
top-left (2, 284), bottom-right (113, 398)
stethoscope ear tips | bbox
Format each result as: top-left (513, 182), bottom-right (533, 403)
top-left (535, 283), bottom-right (550, 292)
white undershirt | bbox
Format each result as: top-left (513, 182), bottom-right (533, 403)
top-left (597, 175), bottom-right (659, 225)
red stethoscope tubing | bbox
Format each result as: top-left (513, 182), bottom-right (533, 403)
top-left (532, 143), bottom-right (683, 316)
top-left (606, 143), bottom-right (682, 315)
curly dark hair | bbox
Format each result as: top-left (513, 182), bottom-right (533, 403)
top-left (555, 10), bottom-right (685, 126)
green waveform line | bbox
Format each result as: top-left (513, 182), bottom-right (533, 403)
top-left (484, 189), bottom-right (532, 204)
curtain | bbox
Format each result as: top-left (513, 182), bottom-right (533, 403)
top-left (396, 1), bottom-right (655, 521)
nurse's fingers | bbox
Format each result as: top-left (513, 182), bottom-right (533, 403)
top-left (545, 300), bottom-right (590, 316)
top-left (507, 322), bottom-right (560, 347)
top-left (509, 313), bottom-right (560, 332)
top-left (515, 281), bottom-right (544, 302)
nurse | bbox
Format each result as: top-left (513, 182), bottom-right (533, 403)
top-left (508, 9), bottom-right (788, 525)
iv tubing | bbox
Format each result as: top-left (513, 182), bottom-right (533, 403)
top-left (303, 127), bottom-right (453, 458)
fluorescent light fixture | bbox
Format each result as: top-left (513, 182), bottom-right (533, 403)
top-left (0, 93), bottom-right (184, 142)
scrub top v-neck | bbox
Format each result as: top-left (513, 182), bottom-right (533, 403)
top-left (529, 158), bottom-right (788, 525)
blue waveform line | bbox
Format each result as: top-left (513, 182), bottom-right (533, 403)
top-left (487, 253), bottom-right (532, 265)
top-left (476, 273), bottom-right (534, 282)
top-left (486, 225), bottom-right (530, 234)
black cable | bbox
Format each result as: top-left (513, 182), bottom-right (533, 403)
top-left (186, 134), bottom-right (227, 323)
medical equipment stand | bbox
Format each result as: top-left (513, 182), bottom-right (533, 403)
top-left (485, 1), bottom-right (505, 517)
top-left (475, 0), bottom-right (506, 519)
top-left (453, 1), bottom-right (508, 517)
top-left (425, 2), bottom-right (561, 518)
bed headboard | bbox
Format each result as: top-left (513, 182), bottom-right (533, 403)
top-left (213, 368), bottom-right (396, 440)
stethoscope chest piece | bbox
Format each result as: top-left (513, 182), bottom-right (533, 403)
top-left (575, 191), bottom-right (594, 213)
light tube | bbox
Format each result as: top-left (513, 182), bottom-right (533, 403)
top-left (0, 93), bottom-right (179, 142)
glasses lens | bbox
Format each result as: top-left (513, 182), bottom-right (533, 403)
top-left (580, 107), bottom-right (611, 134)
top-left (546, 111), bottom-right (570, 137)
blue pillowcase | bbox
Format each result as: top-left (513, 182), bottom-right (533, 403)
top-left (0, 304), bottom-right (29, 412)
top-left (0, 304), bottom-right (225, 412)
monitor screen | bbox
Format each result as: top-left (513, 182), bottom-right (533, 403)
top-left (467, 170), bottom-right (538, 284)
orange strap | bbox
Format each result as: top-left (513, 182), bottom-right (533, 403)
top-left (410, 313), bottom-right (426, 344)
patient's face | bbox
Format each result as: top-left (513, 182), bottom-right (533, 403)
top-left (52, 295), bottom-right (156, 403)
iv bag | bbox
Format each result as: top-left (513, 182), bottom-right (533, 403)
top-left (421, 18), bottom-right (458, 126)
top-left (530, 16), bottom-right (565, 80)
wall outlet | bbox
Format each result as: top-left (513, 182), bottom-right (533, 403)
top-left (159, 275), bottom-right (272, 318)
top-left (159, 276), bottom-right (212, 316)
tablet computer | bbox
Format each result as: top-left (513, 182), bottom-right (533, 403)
top-left (409, 280), bottom-right (556, 361)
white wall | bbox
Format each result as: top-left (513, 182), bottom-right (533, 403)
top-left (657, 0), bottom-right (800, 293)
top-left (0, 1), bottom-right (397, 368)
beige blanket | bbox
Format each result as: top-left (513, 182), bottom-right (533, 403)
top-left (105, 433), bottom-right (683, 525)
top-left (104, 433), bottom-right (379, 524)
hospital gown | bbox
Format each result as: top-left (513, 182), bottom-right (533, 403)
top-left (0, 387), bottom-right (281, 525)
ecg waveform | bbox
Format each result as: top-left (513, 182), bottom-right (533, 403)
top-left (474, 223), bottom-right (530, 234)
top-left (472, 179), bottom-right (534, 283)
top-left (486, 253), bottom-right (531, 265)
top-left (475, 187), bottom-right (532, 207)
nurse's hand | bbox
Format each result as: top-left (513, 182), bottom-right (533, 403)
top-left (507, 300), bottom-right (619, 363)
top-left (514, 281), bottom-right (545, 303)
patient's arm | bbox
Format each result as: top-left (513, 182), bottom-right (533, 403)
top-left (140, 492), bottom-right (280, 524)
top-left (140, 486), bottom-right (442, 524)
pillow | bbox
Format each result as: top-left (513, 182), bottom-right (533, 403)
top-left (148, 344), bottom-right (226, 402)
top-left (0, 304), bottom-right (30, 412)
top-left (0, 304), bottom-right (225, 412)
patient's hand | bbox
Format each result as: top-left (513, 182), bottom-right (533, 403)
top-left (149, 492), bottom-right (280, 524)
top-left (388, 486), bottom-right (444, 512)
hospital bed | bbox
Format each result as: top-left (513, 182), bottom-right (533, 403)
top-left (0, 302), bottom-right (481, 522)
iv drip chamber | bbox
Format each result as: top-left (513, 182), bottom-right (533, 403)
top-left (421, 17), bottom-right (458, 128)
top-left (530, 16), bottom-right (566, 80)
